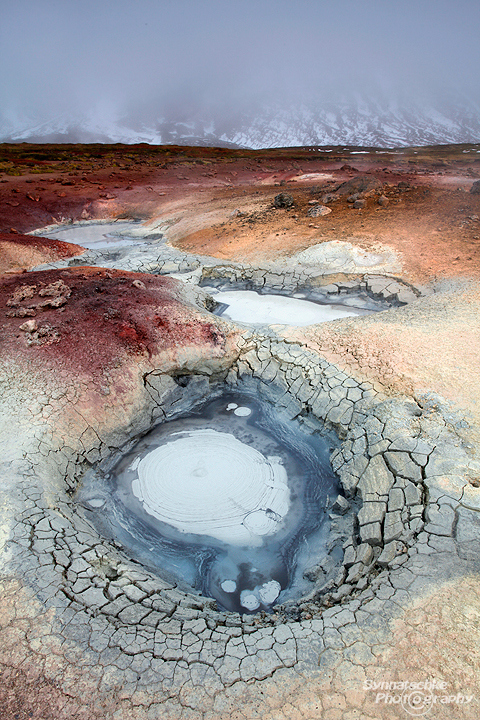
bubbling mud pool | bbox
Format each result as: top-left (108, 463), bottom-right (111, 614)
top-left (43, 221), bottom-right (152, 249)
top-left (78, 392), bottom-right (340, 613)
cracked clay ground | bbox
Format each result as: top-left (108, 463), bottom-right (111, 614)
top-left (1, 143), bottom-right (480, 719)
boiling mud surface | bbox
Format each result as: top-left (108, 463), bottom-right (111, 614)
top-left (80, 393), bottom-right (339, 613)
top-left (44, 221), bottom-right (147, 249)
top-left (206, 288), bottom-right (371, 326)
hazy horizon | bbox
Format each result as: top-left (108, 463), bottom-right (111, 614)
top-left (1, 0), bottom-right (480, 146)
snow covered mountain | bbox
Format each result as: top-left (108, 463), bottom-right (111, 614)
top-left (2, 96), bottom-right (480, 149)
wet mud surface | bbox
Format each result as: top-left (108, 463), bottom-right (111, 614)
top-left (79, 390), bottom-right (340, 614)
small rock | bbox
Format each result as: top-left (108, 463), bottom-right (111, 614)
top-left (377, 541), bottom-right (398, 567)
top-left (378, 195), bottom-right (389, 206)
top-left (40, 295), bottom-right (68, 309)
top-left (346, 562), bottom-right (365, 584)
top-left (470, 180), bottom-right (480, 194)
top-left (308, 204), bottom-right (332, 217)
top-left (38, 280), bottom-right (71, 298)
top-left (7, 284), bottom-right (37, 305)
top-left (355, 543), bottom-right (374, 566)
top-left (353, 199), bottom-right (365, 209)
top-left (6, 308), bottom-right (36, 318)
top-left (330, 584), bottom-right (353, 601)
top-left (19, 319), bottom-right (38, 333)
top-left (273, 193), bottom-right (294, 208)
top-left (359, 522), bottom-right (383, 546)
top-left (332, 495), bottom-right (350, 515)
top-left (132, 280), bottom-right (146, 290)
top-left (342, 545), bottom-right (356, 567)
top-left (335, 175), bottom-right (383, 197)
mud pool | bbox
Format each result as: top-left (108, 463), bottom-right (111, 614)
top-left (42, 221), bottom-right (153, 249)
top-left (208, 288), bottom-right (370, 326)
top-left (78, 392), bottom-right (340, 614)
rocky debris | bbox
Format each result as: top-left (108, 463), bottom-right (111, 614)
top-left (273, 192), bottom-right (295, 208)
top-left (332, 495), bottom-right (350, 514)
top-left (471, 179), bottom-right (480, 194)
top-left (322, 193), bottom-right (337, 203)
top-left (307, 204), bottom-right (331, 217)
top-left (378, 194), bottom-right (389, 206)
top-left (5, 277), bottom-right (73, 318)
top-left (18, 319), bottom-right (37, 332)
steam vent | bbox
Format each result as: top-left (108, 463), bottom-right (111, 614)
top-left (1, 143), bottom-right (480, 719)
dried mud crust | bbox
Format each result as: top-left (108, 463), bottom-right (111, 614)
top-left (281, 281), bottom-right (480, 434)
top-left (3, 331), bottom-right (480, 719)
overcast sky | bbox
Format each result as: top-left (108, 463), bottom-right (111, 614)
top-left (1, 0), bottom-right (479, 132)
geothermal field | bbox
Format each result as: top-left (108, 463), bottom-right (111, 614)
top-left (1, 142), bottom-right (480, 718)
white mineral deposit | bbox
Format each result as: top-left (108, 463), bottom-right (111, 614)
top-left (258, 580), bottom-right (282, 604)
top-left (131, 429), bottom-right (290, 545)
top-left (220, 580), bottom-right (237, 593)
top-left (233, 406), bottom-right (252, 416)
top-left (240, 591), bottom-right (260, 611)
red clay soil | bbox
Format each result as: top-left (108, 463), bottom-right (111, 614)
top-left (0, 267), bottom-right (227, 384)
top-left (1, 143), bottom-right (480, 285)
top-left (0, 233), bottom-right (84, 274)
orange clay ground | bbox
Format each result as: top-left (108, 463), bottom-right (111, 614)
top-left (1, 143), bottom-right (479, 285)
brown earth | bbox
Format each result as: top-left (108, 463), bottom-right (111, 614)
top-left (1, 143), bottom-right (480, 284)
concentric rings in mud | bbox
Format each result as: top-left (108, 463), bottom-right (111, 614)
top-left (131, 428), bottom-right (291, 545)
top-left (78, 392), bottom-right (342, 613)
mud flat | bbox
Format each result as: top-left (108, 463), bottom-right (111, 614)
top-left (1, 143), bottom-right (480, 719)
